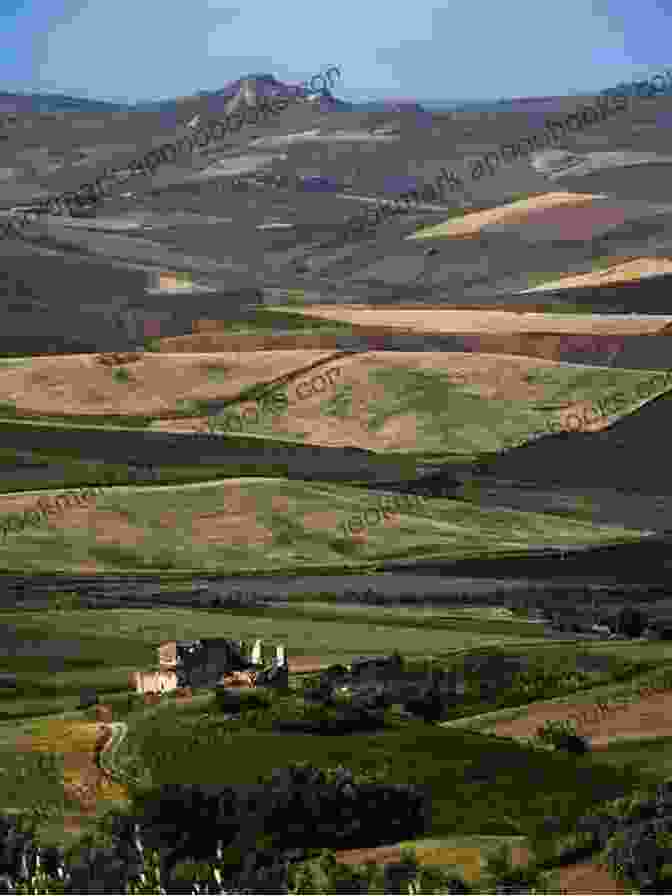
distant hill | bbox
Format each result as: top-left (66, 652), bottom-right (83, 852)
top-left (0, 76), bottom-right (428, 116)
top-left (11, 77), bottom-right (663, 119)
top-left (0, 92), bottom-right (130, 112)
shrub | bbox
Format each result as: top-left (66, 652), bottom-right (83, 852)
top-left (214, 687), bottom-right (272, 713)
top-left (78, 687), bottom-right (99, 710)
top-left (478, 844), bottom-right (561, 895)
top-left (109, 762), bottom-right (429, 890)
top-left (403, 680), bottom-right (443, 724)
top-left (51, 592), bottom-right (84, 612)
top-left (534, 720), bottom-right (589, 755)
top-left (112, 367), bottom-right (132, 384)
top-left (0, 812), bottom-right (40, 885)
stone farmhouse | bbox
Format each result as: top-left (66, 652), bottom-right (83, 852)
top-left (130, 668), bottom-right (178, 695)
top-left (131, 638), bottom-right (287, 695)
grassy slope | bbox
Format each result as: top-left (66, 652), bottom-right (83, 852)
top-left (0, 478), bottom-right (646, 573)
top-left (0, 606), bottom-right (549, 674)
top-left (0, 360), bottom-right (668, 468)
top-left (0, 618), bottom-right (153, 721)
top-left (0, 605), bottom-right (611, 723)
top-left (126, 707), bottom-right (658, 847)
top-left (522, 255), bottom-right (629, 290)
top-left (593, 735), bottom-right (672, 778)
top-left (361, 364), bottom-right (672, 462)
top-left (0, 600), bottom-right (555, 829)
top-left (0, 602), bottom-right (654, 740)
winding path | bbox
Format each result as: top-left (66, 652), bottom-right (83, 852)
top-left (97, 721), bottom-right (135, 785)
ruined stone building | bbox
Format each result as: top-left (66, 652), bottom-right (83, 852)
top-left (132, 637), bottom-right (287, 694)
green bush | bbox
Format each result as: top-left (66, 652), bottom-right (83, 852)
top-left (478, 843), bottom-right (561, 894)
top-left (534, 719), bottom-right (589, 754)
top-left (214, 687), bottom-right (273, 713)
top-left (50, 592), bottom-right (85, 611)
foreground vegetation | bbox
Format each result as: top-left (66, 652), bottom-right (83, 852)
top-left (0, 750), bottom-right (646, 895)
top-left (120, 696), bottom-right (657, 847)
top-left (0, 819), bottom-right (565, 894)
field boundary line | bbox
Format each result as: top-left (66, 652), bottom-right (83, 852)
top-left (98, 721), bottom-right (139, 787)
top-left (439, 667), bottom-right (672, 731)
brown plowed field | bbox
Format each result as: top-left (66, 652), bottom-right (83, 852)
top-left (290, 305), bottom-right (672, 335)
top-left (407, 192), bottom-right (607, 240)
top-left (149, 350), bottom-right (575, 448)
top-left (314, 837), bottom-right (630, 893)
top-left (0, 349), bottom-right (652, 452)
top-left (335, 841), bottom-right (532, 886)
top-left (333, 843), bottom-right (483, 883)
top-left (0, 351), bottom-right (337, 417)
top-left (456, 332), bottom-right (626, 363)
top-left (15, 719), bottom-right (127, 833)
top-left (288, 656), bottom-right (332, 674)
top-left (521, 257), bottom-right (672, 292)
top-left (159, 332), bottom-right (347, 352)
top-left (168, 324), bottom-right (637, 368)
top-left (489, 688), bottom-right (672, 745)
top-left (556, 859), bottom-right (630, 894)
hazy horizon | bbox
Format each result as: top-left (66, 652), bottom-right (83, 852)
top-left (0, 0), bottom-right (667, 106)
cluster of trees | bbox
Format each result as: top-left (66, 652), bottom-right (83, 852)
top-left (0, 762), bottom-right (431, 893)
top-left (546, 780), bottom-right (672, 892)
top-left (300, 660), bottom-right (447, 727)
top-left (295, 653), bottom-right (649, 729)
top-left (0, 810), bottom-right (568, 894)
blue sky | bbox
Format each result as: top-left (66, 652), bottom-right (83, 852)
top-left (0, 0), bottom-right (670, 104)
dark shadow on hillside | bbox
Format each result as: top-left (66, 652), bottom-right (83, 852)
top-left (480, 389), bottom-right (672, 496)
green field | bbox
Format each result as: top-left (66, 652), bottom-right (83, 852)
top-left (0, 598), bottom-right (668, 855)
top-left (0, 600), bottom-right (547, 727)
top-left (0, 478), bottom-right (646, 574)
top-left (0, 604), bottom-right (631, 723)
top-left (592, 735), bottom-right (672, 778)
top-left (0, 616), bottom-right (153, 720)
top-left (0, 334), bottom-right (666, 867)
top-left (123, 706), bottom-right (659, 851)
top-left (0, 606), bottom-right (550, 673)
